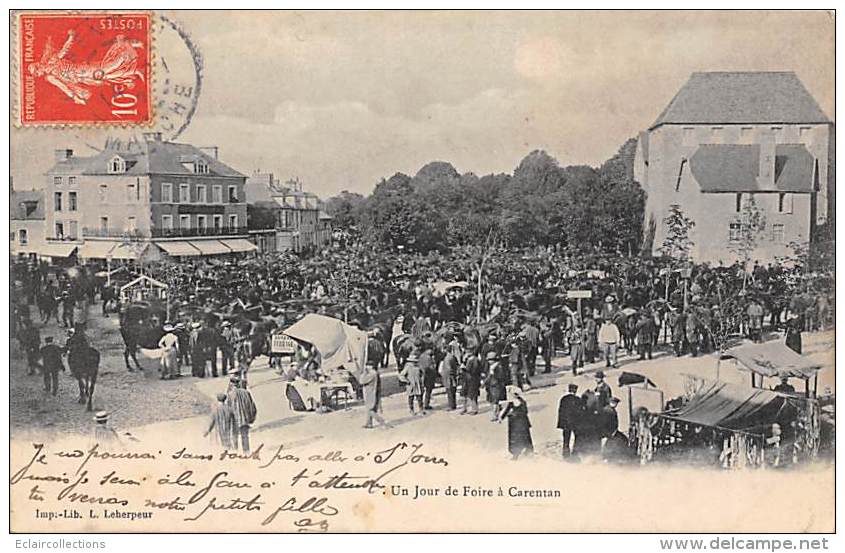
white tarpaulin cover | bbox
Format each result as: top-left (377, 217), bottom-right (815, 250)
top-left (283, 314), bottom-right (368, 376)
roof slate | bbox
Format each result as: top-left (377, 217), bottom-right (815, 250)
top-left (689, 143), bottom-right (815, 193)
top-left (652, 72), bottom-right (831, 129)
top-left (10, 190), bottom-right (45, 220)
top-left (48, 140), bottom-right (245, 178)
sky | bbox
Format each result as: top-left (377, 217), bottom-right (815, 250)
top-left (10, 10), bottom-right (835, 199)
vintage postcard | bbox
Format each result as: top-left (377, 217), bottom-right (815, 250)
top-left (7, 10), bottom-right (835, 534)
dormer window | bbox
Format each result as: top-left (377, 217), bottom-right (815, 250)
top-left (108, 155), bottom-right (126, 174)
top-left (194, 159), bottom-right (209, 174)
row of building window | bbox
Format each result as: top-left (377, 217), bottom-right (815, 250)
top-left (682, 125), bottom-right (814, 146)
top-left (160, 214), bottom-right (238, 230)
top-left (728, 222), bottom-right (786, 243)
top-left (53, 176), bottom-right (78, 186)
top-left (52, 181), bottom-right (237, 206)
top-left (161, 183), bottom-right (238, 204)
top-left (733, 193), bottom-right (793, 214)
top-left (53, 191), bottom-right (77, 212)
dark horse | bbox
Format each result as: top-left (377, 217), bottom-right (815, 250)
top-left (67, 337), bottom-right (100, 411)
top-left (119, 303), bottom-right (165, 371)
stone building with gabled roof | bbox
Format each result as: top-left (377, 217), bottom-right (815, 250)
top-left (10, 188), bottom-right (46, 257)
top-left (244, 172), bottom-right (332, 253)
top-left (44, 132), bottom-right (256, 261)
top-left (634, 71), bottom-right (833, 263)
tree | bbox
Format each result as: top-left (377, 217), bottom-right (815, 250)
top-left (729, 194), bottom-right (767, 289)
top-left (362, 173), bottom-right (448, 253)
top-left (708, 281), bottom-right (745, 381)
top-left (247, 201), bottom-right (278, 230)
top-left (324, 190), bottom-right (366, 230)
top-left (659, 204), bottom-right (696, 261)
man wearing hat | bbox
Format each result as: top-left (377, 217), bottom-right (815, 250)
top-left (220, 321), bottom-right (236, 376)
top-left (556, 383), bottom-right (585, 458)
top-left (419, 344), bottom-right (437, 411)
top-left (175, 322), bottom-right (191, 369)
top-left (593, 370), bottom-right (612, 409)
top-left (190, 321), bottom-right (204, 377)
top-left (399, 352), bottom-right (425, 416)
top-left (460, 349), bottom-right (482, 415)
top-left (39, 336), bottom-right (65, 395)
top-left (569, 318), bottom-right (584, 376)
top-left (227, 376), bottom-right (257, 453)
top-left (599, 396), bottom-right (621, 445)
top-left (204, 393), bottom-right (235, 450)
top-left (597, 318), bottom-right (620, 369)
top-left (439, 340), bottom-right (461, 411)
top-left (485, 350), bottom-right (507, 421)
top-left (158, 324), bottom-right (180, 380)
top-left (92, 411), bottom-right (121, 446)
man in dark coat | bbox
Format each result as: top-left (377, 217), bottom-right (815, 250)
top-left (508, 337), bottom-right (527, 390)
top-left (419, 345), bottom-right (437, 410)
top-left (196, 323), bottom-right (220, 377)
top-left (556, 383), bottom-right (585, 458)
top-left (668, 309), bottom-right (685, 357)
top-left (39, 336), bottom-right (65, 395)
top-left (440, 343), bottom-right (460, 411)
top-left (460, 350), bottom-right (482, 415)
top-left (593, 370), bottom-right (612, 409)
top-left (485, 351), bottom-right (507, 421)
top-left (521, 321), bottom-right (540, 377)
top-left (20, 320), bottom-right (41, 375)
top-left (598, 396), bottom-right (620, 440)
top-left (785, 315), bottom-right (802, 354)
top-left (635, 311), bottom-right (657, 360)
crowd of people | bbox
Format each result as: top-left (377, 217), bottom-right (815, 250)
top-left (9, 242), bottom-right (834, 459)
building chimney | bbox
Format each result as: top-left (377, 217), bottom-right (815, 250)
top-left (54, 149), bottom-right (73, 162)
top-left (200, 146), bottom-right (219, 160)
top-left (758, 138), bottom-right (775, 189)
top-left (142, 132), bottom-right (163, 142)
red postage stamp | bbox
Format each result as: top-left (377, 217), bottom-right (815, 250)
top-left (18, 12), bottom-right (152, 125)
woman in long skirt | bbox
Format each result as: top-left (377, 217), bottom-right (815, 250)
top-left (499, 385), bottom-right (534, 459)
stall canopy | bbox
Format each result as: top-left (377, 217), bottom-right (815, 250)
top-left (665, 381), bottom-right (794, 431)
top-left (155, 240), bottom-right (201, 257)
top-left (220, 238), bottom-right (258, 253)
top-left (189, 240), bottom-right (231, 255)
top-left (723, 342), bottom-right (822, 379)
top-left (431, 281), bottom-right (470, 297)
top-left (39, 243), bottom-right (78, 258)
top-left (283, 314), bottom-right (368, 375)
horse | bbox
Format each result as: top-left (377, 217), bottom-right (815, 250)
top-left (67, 339), bottom-right (100, 411)
top-left (119, 302), bottom-right (165, 371)
top-left (363, 305), bottom-right (403, 368)
top-left (391, 333), bottom-right (414, 370)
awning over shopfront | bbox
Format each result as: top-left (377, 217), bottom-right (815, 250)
top-left (78, 241), bottom-right (116, 259)
top-left (188, 240), bottom-right (231, 255)
top-left (220, 238), bottom-right (258, 253)
top-left (39, 243), bottom-right (78, 258)
top-left (110, 242), bottom-right (150, 260)
top-left (155, 240), bottom-right (201, 257)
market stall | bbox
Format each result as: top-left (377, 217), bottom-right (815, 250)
top-left (632, 380), bottom-right (821, 468)
top-left (722, 341), bottom-right (823, 398)
top-left (281, 314), bottom-right (368, 412)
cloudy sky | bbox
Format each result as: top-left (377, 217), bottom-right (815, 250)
top-left (11, 10), bottom-right (834, 198)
